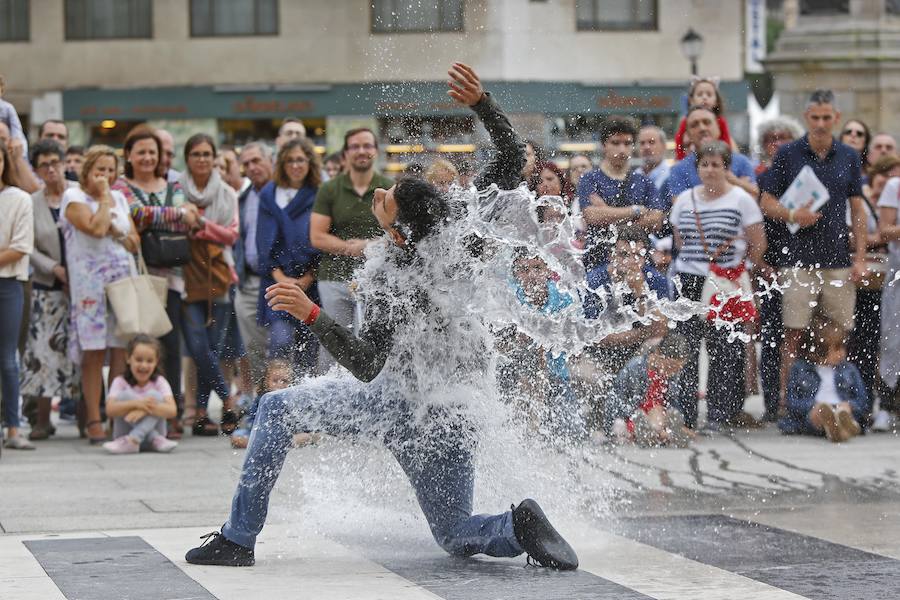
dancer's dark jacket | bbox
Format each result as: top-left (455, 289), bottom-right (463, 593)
top-left (308, 91), bottom-right (526, 382)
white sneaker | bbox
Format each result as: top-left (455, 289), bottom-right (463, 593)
top-left (150, 435), bottom-right (178, 453)
top-left (102, 436), bottom-right (139, 454)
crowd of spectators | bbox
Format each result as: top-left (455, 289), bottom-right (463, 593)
top-left (1, 70), bottom-right (898, 454)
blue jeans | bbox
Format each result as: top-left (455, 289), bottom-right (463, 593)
top-left (181, 299), bottom-right (231, 410)
top-left (267, 318), bottom-right (318, 376)
top-left (0, 278), bottom-right (23, 428)
top-left (219, 286), bottom-right (246, 361)
top-left (222, 376), bottom-right (524, 558)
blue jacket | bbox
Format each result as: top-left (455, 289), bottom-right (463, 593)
top-left (255, 182), bottom-right (320, 326)
top-left (779, 359), bottom-right (870, 434)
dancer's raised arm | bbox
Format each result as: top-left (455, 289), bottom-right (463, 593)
top-left (447, 62), bottom-right (525, 191)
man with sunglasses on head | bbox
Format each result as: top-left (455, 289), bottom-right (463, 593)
top-left (186, 62), bottom-right (579, 572)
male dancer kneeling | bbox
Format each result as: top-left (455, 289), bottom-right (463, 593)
top-left (186, 62), bottom-right (578, 571)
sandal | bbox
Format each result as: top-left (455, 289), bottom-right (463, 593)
top-left (220, 410), bottom-right (239, 436)
top-left (192, 415), bottom-right (219, 437)
top-left (86, 420), bottom-right (108, 445)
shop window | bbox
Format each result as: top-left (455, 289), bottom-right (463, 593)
top-left (575, 0), bottom-right (657, 31)
top-left (0, 0), bottom-right (28, 42)
top-left (65, 0), bottom-right (152, 40)
top-left (190, 0), bottom-right (278, 37)
top-left (371, 0), bottom-right (464, 33)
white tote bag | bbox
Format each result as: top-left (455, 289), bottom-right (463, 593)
top-left (105, 252), bottom-right (172, 339)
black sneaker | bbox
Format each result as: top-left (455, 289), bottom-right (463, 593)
top-left (185, 531), bottom-right (255, 566)
top-left (511, 499), bottom-right (578, 570)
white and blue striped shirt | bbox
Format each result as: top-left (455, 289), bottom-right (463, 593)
top-left (670, 186), bottom-right (763, 276)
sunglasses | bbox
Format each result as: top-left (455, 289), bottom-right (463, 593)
top-left (843, 129), bottom-right (865, 137)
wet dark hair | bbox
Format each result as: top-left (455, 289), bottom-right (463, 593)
top-left (124, 334), bottom-right (163, 386)
top-left (599, 116), bottom-right (638, 145)
top-left (392, 177), bottom-right (450, 246)
top-left (30, 139), bottom-right (65, 168)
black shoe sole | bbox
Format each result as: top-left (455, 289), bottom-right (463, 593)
top-left (185, 556), bottom-right (255, 567)
top-left (512, 499), bottom-right (579, 571)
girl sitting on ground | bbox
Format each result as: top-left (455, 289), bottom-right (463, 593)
top-left (780, 318), bottom-right (870, 442)
top-left (103, 335), bottom-right (178, 454)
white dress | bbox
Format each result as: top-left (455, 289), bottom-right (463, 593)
top-left (60, 187), bottom-right (136, 355)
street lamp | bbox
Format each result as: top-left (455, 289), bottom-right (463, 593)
top-left (680, 28), bottom-right (704, 76)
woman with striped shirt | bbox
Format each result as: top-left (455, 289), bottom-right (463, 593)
top-left (669, 141), bottom-right (766, 430)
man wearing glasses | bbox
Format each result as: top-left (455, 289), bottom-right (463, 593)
top-left (309, 127), bottom-right (393, 372)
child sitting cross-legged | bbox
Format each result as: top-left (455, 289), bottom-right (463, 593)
top-left (779, 317), bottom-right (870, 443)
top-left (602, 332), bottom-right (694, 447)
top-left (103, 334), bottom-right (178, 454)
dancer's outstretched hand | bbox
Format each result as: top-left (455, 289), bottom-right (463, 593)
top-left (266, 281), bottom-right (315, 321)
top-left (447, 62), bottom-right (485, 106)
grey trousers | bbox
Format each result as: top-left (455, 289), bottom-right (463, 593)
top-left (235, 276), bottom-right (269, 390)
top-left (317, 280), bottom-right (362, 372)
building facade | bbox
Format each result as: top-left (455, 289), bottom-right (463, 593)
top-left (767, 0), bottom-right (900, 137)
top-left (2, 0), bottom-right (749, 168)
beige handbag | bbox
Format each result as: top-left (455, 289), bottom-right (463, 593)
top-left (105, 251), bottom-right (172, 340)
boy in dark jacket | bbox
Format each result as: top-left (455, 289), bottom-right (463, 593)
top-left (779, 317), bottom-right (869, 442)
top-left (187, 63), bottom-right (578, 571)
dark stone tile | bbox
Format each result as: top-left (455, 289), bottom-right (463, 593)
top-left (24, 536), bottom-right (215, 600)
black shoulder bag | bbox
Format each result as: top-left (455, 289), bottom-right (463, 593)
top-left (138, 184), bottom-right (191, 268)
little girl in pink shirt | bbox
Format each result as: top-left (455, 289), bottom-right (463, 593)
top-left (103, 334), bottom-right (178, 454)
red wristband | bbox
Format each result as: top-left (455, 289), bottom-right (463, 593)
top-left (304, 304), bottom-right (320, 326)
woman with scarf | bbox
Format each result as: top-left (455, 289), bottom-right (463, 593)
top-left (255, 138), bottom-right (321, 376)
top-left (179, 134), bottom-right (240, 436)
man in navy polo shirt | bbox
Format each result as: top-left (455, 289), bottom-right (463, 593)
top-left (666, 105), bottom-right (759, 205)
top-left (577, 117), bottom-right (664, 284)
top-left (758, 89), bottom-right (868, 402)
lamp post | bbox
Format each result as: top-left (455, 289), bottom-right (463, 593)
top-left (680, 28), bottom-right (704, 76)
